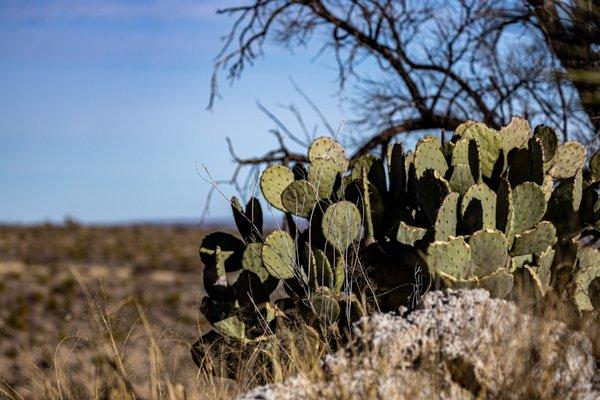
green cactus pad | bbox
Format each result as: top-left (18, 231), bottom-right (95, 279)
top-left (452, 139), bottom-right (470, 165)
top-left (427, 237), bottom-right (471, 279)
top-left (512, 182), bottom-right (546, 233)
top-left (414, 136), bottom-right (448, 177)
top-left (535, 246), bottom-right (555, 291)
top-left (449, 163), bottom-right (475, 194)
top-left (437, 271), bottom-right (478, 289)
top-left (500, 117), bottom-right (530, 153)
top-left (511, 254), bottom-right (533, 272)
top-left (388, 142), bottom-right (406, 202)
top-left (322, 201), bottom-right (362, 252)
top-left (333, 255), bottom-right (345, 294)
top-left (308, 158), bottom-right (343, 199)
top-left (548, 173), bottom-right (583, 217)
top-left (418, 169), bottom-right (452, 223)
top-left (455, 120), bottom-right (477, 136)
top-left (260, 164), bottom-right (295, 211)
top-left (313, 248), bottom-right (334, 289)
top-left (523, 265), bottom-right (548, 297)
top-left (573, 169), bottom-right (583, 212)
top-left (460, 123), bottom-right (501, 178)
top-left (590, 150), bottom-right (600, 182)
top-left (310, 291), bottom-right (341, 323)
top-left (529, 137), bottom-right (545, 185)
top-left (495, 178), bottom-right (513, 236)
top-left (510, 221), bottom-right (557, 256)
top-left (281, 180), bottom-right (317, 217)
top-left (242, 243), bottom-right (269, 282)
top-left (461, 184), bottom-right (497, 230)
top-left (533, 125), bottom-right (559, 162)
top-left (478, 268), bottom-right (513, 298)
top-left (308, 137), bottom-right (348, 171)
top-left (441, 140), bottom-right (454, 160)
top-left (470, 229), bottom-right (509, 277)
top-left (549, 141), bottom-right (586, 179)
top-left (199, 232), bottom-right (245, 273)
top-left (213, 315), bottom-right (246, 342)
top-left (262, 230), bottom-right (297, 280)
top-left (435, 192), bottom-right (460, 241)
top-left (231, 197), bottom-right (263, 243)
top-left (542, 175), bottom-right (554, 202)
top-left (397, 221), bottom-right (427, 246)
top-left (579, 246), bottom-right (600, 270)
top-left (468, 139), bottom-right (482, 182)
top-left (351, 154), bottom-right (376, 180)
top-left (574, 261), bottom-right (600, 311)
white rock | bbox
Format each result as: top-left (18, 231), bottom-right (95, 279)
top-left (239, 289), bottom-right (599, 400)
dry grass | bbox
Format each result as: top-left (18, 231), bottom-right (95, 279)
top-left (0, 263), bottom-right (330, 400)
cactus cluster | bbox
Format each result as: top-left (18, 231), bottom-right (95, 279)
top-left (193, 118), bottom-right (600, 359)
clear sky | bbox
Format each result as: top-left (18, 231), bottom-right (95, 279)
top-left (0, 0), bottom-right (348, 224)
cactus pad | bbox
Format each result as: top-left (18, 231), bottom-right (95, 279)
top-left (511, 254), bottom-right (533, 272)
top-left (308, 137), bottom-right (348, 171)
top-left (455, 120), bottom-right (477, 135)
top-left (260, 164), bottom-right (295, 211)
top-left (351, 154), bottom-right (378, 181)
top-left (452, 139), bottom-right (470, 165)
top-left (310, 291), bottom-right (341, 323)
top-left (460, 123), bottom-right (501, 178)
top-left (417, 169), bottom-right (452, 223)
top-left (533, 125), bottom-right (559, 162)
top-left (230, 196), bottom-right (262, 242)
top-left (322, 201), bottom-right (362, 252)
top-left (478, 268), bottom-right (513, 298)
top-left (590, 150), bottom-right (600, 182)
top-left (281, 180), bottom-right (317, 217)
top-left (388, 142), bottom-right (406, 202)
top-left (574, 255), bottom-right (600, 311)
top-left (213, 315), bottom-right (246, 342)
top-left (535, 246), bottom-right (555, 291)
top-left (512, 182), bottom-right (546, 233)
top-left (427, 237), bottom-right (471, 279)
top-left (449, 163), bottom-right (475, 194)
top-left (500, 117), bottom-right (530, 153)
top-left (461, 184), bottom-right (497, 229)
top-left (333, 255), bottom-right (345, 294)
top-left (262, 230), bottom-right (297, 280)
top-left (470, 229), bottom-right (508, 277)
top-left (435, 192), bottom-right (459, 241)
top-left (495, 178), bottom-right (513, 235)
top-left (242, 243), bottom-right (269, 282)
top-left (199, 232), bottom-right (244, 272)
top-left (414, 136), bottom-right (448, 177)
top-left (549, 141), bottom-right (586, 179)
top-left (308, 158), bottom-right (342, 199)
top-left (313, 248), bottom-right (334, 289)
top-left (510, 221), bottom-right (557, 256)
top-left (397, 221), bottom-right (427, 245)
top-left (468, 139), bottom-right (482, 183)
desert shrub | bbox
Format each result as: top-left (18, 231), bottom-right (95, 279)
top-left (193, 118), bottom-right (600, 371)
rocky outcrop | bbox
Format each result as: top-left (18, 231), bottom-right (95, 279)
top-left (239, 289), bottom-right (599, 400)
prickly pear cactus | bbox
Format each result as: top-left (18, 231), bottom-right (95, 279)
top-left (194, 120), bottom-right (600, 368)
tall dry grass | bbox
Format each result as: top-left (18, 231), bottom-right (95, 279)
top-left (0, 267), bottom-right (329, 400)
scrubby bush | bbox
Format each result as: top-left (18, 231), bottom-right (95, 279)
top-left (193, 118), bottom-right (600, 370)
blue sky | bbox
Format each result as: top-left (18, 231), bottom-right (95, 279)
top-left (0, 0), bottom-right (348, 224)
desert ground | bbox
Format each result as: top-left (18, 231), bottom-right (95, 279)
top-left (0, 223), bottom-right (219, 399)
